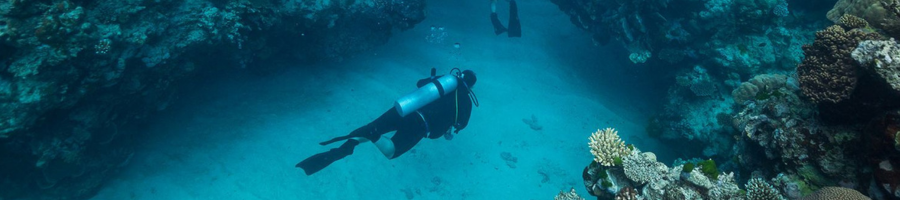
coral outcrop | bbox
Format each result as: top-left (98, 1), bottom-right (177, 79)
top-left (589, 128), bottom-right (631, 167)
top-left (797, 25), bottom-right (879, 104)
top-left (581, 127), bottom-right (746, 200)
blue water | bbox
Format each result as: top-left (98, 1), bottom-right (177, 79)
top-left (90, 0), bottom-right (678, 199)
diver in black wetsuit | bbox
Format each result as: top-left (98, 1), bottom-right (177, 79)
top-left (296, 68), bottom-right (479, 175)
top-left (491, 0), bottom-right (521, 37)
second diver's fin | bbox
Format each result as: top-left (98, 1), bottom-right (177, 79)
top-left (491, 13), bottom-right (507, 35)
top-left (507, 0), bottom-right (521, 37)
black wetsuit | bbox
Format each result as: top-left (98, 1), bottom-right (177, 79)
top-left (297, 75), bottom-right (474, 175)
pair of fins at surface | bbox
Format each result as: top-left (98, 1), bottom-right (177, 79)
top-left (492, 0), bottom-right (521, 37)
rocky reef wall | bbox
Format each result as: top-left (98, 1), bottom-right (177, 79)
top-left (0, 0), bottom-right (425, 199)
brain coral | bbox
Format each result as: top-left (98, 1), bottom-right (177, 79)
top-left (799, 187), bottom-right (870, 200)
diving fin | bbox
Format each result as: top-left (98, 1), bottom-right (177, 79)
top-left (297, 140), bottom-right (359, 175)
top-left (491, 13), bottom-right (507, 35)
top-left (319, 135), bottom-right (352, 146)
top-left (507, 0), bottom-right (521, 38)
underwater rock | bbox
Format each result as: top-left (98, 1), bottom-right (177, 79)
top-left (522, 114), bottom-right (543, 131)
top-left (500, 152), bottom-right (518, 169)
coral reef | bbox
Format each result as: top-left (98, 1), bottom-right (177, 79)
top-left (581, 127), bottom-right (747, 200)
top-left (0, 0), bottom-right (426, 199)
top-left (550, 0), bottom-right (818, 74)
top-left (828, 0), bottom-right (900, 35)
top-left (650, 66), bottom-right (736, 157)
top-left (589, 128), bottom-right (631, 167)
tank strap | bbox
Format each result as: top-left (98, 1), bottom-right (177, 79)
top-left (415, 111), bottom-right (431, 137)
top-left (430, 79), bottom-right (445, 96)
top-left (454, 88), bottom-right (459, 126)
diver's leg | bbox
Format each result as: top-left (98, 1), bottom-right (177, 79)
top-left (296, 139), bottom-right (360, 175)
top-left (319, 109), bottom-right (401, 146)
top-left (491, 13), bottom-right (507, 35)
top-left (507, 0), bottom-right (521, 37)
top-left (385, 114), bottom-right (428, 159)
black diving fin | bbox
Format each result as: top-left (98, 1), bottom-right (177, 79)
top-left (508, 0), bottom-right (521, 37)
top-left (296, 140), bottom-right (359, 175)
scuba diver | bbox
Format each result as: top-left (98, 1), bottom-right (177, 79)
top-left (296, 68), bottom-right (479, 175)
top-left (490, 0), bottom-right (521, 37)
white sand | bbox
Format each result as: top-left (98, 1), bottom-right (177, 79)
top-left (90, 0), bottom-right (670, 199)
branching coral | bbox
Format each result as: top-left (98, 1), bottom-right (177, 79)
top-left (615, 187), bottom-right (638, 200)
top-left (589, 128), bottom-right (631, 167)
top-left (838, 14), bottom-right (869, 29)
top-left (746, 178), bottom-right (786, 200)
top-left (796, 25), bottom-right (880, 104)
top-left (555, 188), bottom-right (585, 200)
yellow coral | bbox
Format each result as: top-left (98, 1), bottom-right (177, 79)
top-left (588, 128), bottom-right (631, 166)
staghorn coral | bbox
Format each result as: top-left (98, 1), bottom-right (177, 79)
top-left (746, 178), bottom-right (786, 200)
top-left (796, 25), bottom-right (880, 104)
top-left (799, 187), bottom-right (870, 200)
top-left (589, 128), bottom-right (631, 167)
top-left (555, 188), bottom-right (585, 200)
top-left (838, 14), bottom-right (869, 29)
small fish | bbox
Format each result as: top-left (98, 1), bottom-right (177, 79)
top-left (758, 43), bottom-right (767, 47)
